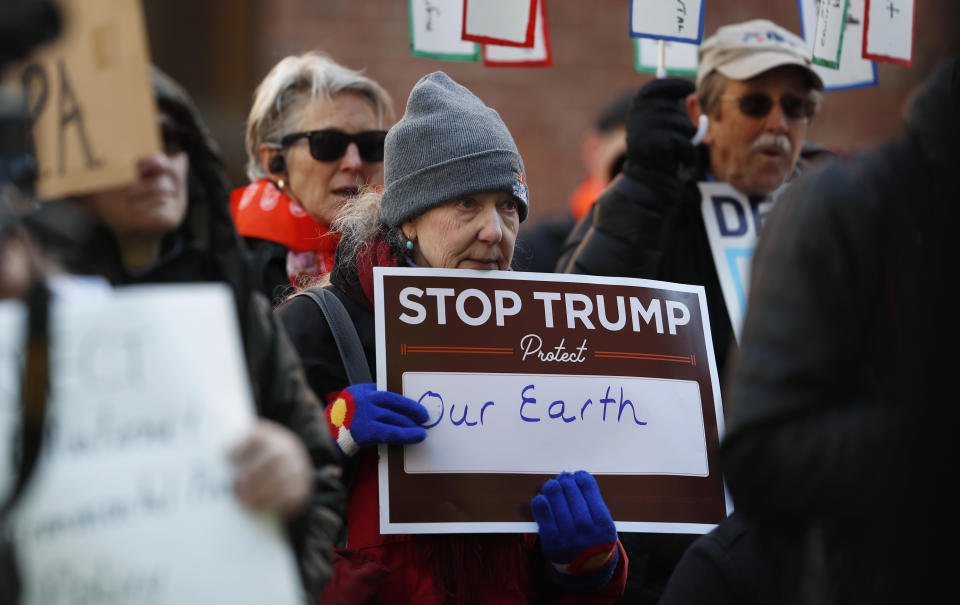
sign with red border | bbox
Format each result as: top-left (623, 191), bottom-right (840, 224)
top-left (482, 0), bottom-right (552, 67)
top-left (863, 0), bottom-right (916, 66)
top-left (462, 0), bottom-right (538, 48)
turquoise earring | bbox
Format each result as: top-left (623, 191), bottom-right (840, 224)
top-left (406, 240), bottom-right (414, 251)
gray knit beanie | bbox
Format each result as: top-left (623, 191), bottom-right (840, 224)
top-left (380, 71), bottom-right (529, 227)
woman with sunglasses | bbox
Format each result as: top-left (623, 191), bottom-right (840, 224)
top-left (232, 52), bottom-right (392, 304)
top-left (275, 71), bottom-right (627, 605)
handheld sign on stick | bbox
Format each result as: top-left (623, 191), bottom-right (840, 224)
top-left (462, 0), bottom-right (538, 48)
top-left (799, 0), bottom-right (878, 90)
top-left (409, 0), bottom-right (480, 62)
top-left (630, 0), bottom-right (706, 44)
top-left (634, 38), bottom-right (699, 78)
top-left (812, 0), bottom-right (851, 68)
top-left (483, 0), bottom-right (552, 67)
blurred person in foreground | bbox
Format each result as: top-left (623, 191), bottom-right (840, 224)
top-left (703, 57), bottom-right (957, 605)
top-left (275, 71), bottom-right (627, 604)
top-left (22, 67), bottom-right (345, 600)
top-left (556, 19), bottom-right (823, 605)
top-left (515, 92), bottom-right (630, 273)
top-left (232, 52), bottom-right (392, 304)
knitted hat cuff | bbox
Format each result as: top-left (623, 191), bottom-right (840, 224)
top-left (381, 148), bottom-right (528, 227)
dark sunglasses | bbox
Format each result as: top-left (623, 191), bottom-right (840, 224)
top-left (280, 129), bottom-right (386, 163)
top-left (723, 93), bottom-right (816, 120)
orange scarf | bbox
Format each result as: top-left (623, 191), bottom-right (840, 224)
top-left (568, 176), bottom-right (606, 222)
top-left (230, 179), bottom-right (341, 287)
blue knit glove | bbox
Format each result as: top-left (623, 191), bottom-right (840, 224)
top-left (532, 470), bottom-right (619, 591)
top-left (324, 383), bottom-right (429, 457)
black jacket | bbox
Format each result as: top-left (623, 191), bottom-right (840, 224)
top-left (20, 68), bottom-right (344, 601)
top-left (557, 146), bottom-right (737, 387)
top-left (719, 59), bottom-right (958, 604)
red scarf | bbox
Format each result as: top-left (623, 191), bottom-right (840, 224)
top-left (230, 179), bottom-right (341, 287)
top-left (353, 235), bottom-right (400, 309)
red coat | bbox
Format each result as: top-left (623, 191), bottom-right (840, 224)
top-left (320, 450), bottom-right (628, 605)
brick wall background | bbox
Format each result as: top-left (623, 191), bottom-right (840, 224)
top-left (145, 0), bottom-right (960, 224)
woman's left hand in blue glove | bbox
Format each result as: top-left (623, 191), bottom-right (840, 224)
top-left (532, 470), bottom-right (619, 590)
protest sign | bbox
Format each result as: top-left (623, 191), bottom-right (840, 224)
top-left (863, 0), bottom-right (916, 66)
top-left (7, 0), bottom-right (161, 200)
top-left (799, 0), bottom-right (878, 90)
top-left (699, 183), bottom-right (777, 342)
top-left (812, 0), bottom-right (850, 68)
top-left (483, 0), bottom-right (552, 67)
top-left (0, 284), bottom-right (301, 605)
top-left (634, 38), bottom-right (698, 77)
top-left (630, 0), bottom-right (705, 45)
top-left (375, 268), bottom-right (729, 535)
top-left (409, 0), bottom-right (480, 62)
top-left (462, 0), bottom-right (537, 47)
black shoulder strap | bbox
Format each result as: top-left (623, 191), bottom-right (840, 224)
top-left (299, 287), bottom-right (372, 385)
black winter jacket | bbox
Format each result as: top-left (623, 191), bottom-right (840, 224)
top-left (719, 59), bottom-right (958, 604)
top-left (557, 146), bottom-right (737, 386)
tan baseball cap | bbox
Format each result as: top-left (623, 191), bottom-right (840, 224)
top-left (697, 19), bottom-right (824, 90)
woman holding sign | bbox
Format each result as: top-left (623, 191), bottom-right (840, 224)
top-left (21, 68), bottom-right (344, 601)
top-left (233, 52), bottom-right (393, 304)
top-left (277, 72), bottom-right (627, 604)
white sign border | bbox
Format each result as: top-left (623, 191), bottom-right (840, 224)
top-left (374, 268), bottom-right (730, 534)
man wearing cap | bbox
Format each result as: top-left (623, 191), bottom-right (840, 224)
top-left (556, 20), bottom-right (823, 604)
top-left (559, 19), bottom-right (823, 379)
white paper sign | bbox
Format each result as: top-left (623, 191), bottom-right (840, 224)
top-left (864, 0), bottom-right (915, 65)
top-left (403, 372), bottom-right (707, 475)
top-left (812, 0), bottom-right (850, 68)
top-left (409, 0), bottom-right (479, 61)
top-left (463, 0), bottom-right (536, 46)
top-left (800, 0), bottom-right (878, 90)
top-left (630, 0), bottom-right (705, 44)
top-left (0, 284), bottom-right (301, 605)
top-left (483, 0), bottom-right (550, 66)
top-left (699, 183), bottom-right (777, 342)
top-left (634, 38), bottom-right (699, 76)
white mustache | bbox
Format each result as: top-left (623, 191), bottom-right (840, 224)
top-left (749, 133), bottom-right (792, 155)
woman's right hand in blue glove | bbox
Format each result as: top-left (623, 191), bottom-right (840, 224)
top-left (324, 383), bottom-right (430, 457)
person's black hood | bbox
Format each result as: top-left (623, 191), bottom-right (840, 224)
top-left (152, 67), bottom-right (235, 257)
top-left (904, 56), bottom-right (959, 166)
top-left (150, 67), bottom-right (251, 297)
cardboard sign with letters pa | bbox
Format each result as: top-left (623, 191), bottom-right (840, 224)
top-left (375, 268), bottom-right (730, 535)
top-left (0, 284), bottom-right (301, 605)
top-left (8, 0), bottom-right (160, 200)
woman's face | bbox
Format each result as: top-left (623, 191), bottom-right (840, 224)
top-left (83, 112), bottom-right (189, 238)
top-left (403, 192), bottom-right (520, 270)
top-left (279, 92), bottom-right (383, 226)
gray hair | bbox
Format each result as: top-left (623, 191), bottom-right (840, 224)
top-left (696, 71), bottom-right (728, 118)
top-left (330, 187), bottom-right (406, 276)
top-left (244, 52), bottom-right (393, 182)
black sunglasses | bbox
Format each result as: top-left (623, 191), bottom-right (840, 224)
top-left (723, 93), bottom-right (816, 120)
top-left (280, 129), bottom-right (386, 163)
